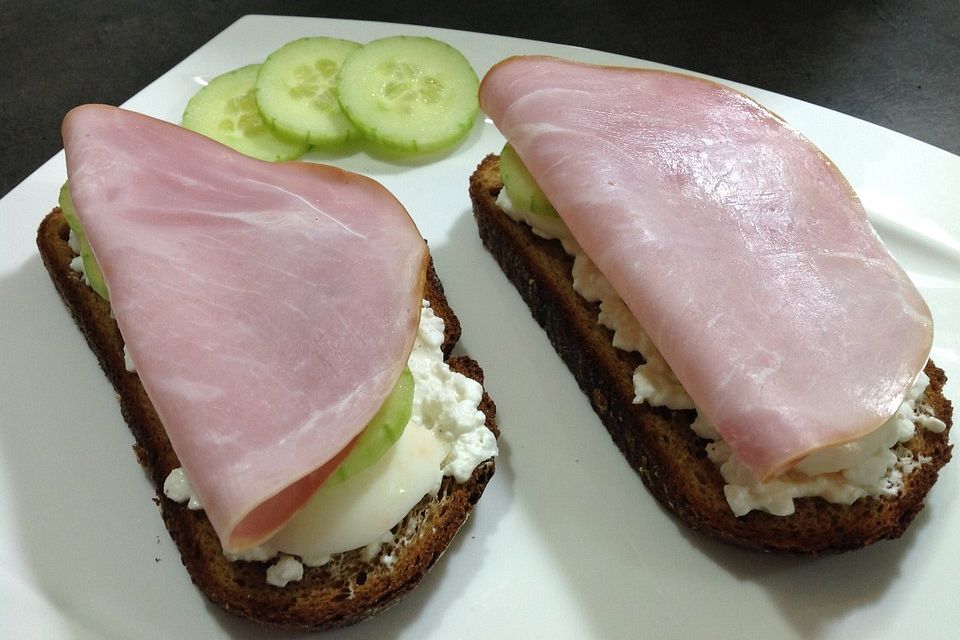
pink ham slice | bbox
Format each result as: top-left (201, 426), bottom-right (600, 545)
top-left (62, 105), bottom-right (428, 551)
top-left (480, 56), bottom-right (933, 480)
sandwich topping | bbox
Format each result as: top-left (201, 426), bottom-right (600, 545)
top-left (62, 105), bottom-right (429, 553)
top-left (164, 301), bottom-right (497, 586)
top-left (499, 186), bottom-right (946, 516)
top-left (480, 56), bottom-right (934, 483)
top-left (693, 372), bottom-right (945, 516)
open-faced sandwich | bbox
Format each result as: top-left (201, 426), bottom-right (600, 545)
top-left (470, 55), bottom-right (951, 554)
top-left (37, 104), bottom-right (498, 629)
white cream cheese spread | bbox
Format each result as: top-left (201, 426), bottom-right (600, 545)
top-left (67, 229), bottom-right (89, 286)
top-left (497, 187), bottom-right (944, 516)
top-left (692, 371), bottom-right (945, 516)
top-left (67, 229), bottom-right (81, 259)
top-left (163, 301), bottom-right (497, 584)
top-left (162, 468), bottom-right (202, 510)
top-left (264, 555), bottom-right (304, 588)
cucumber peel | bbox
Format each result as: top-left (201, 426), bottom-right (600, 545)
top-left (323, 368), bottom-right (415, 486)
top-left (500, 143), bottom-right (559, 217)
top-left (59, 181), bottom-right (109, 300)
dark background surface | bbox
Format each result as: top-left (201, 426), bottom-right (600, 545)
top-left (2, 1), bottom-right (958, 198)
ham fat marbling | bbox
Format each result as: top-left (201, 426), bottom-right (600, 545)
top-left (62, 105), bottom-right (427, 551)
top-left (479, 56), bottom-right (933, 480)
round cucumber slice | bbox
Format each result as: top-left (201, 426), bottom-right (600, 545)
top-left (337, 36), bottom-right (479, 154)
top-left (182, 64), bottom-right (310, 162)
top-left (59, 181), bottom-right (109, 300)
top-left (255, 37), bottom-right (362, 146)
top-left (323, 368), bottom-right (415, 487)
top-left (500, 143), bottom-right (558, 217)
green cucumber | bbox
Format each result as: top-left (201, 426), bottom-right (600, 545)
top-left (323, 368), bottom-right (415, 486)
top-left (182, 64), bottom-right (310, 162)
top-left (255, 37), bottom-right (362, 146)
top-left (59, 181), bottom-right (109, 300)
top-left (336, 36), bottom-right (479, 154)
top-left (59, 181), bottom-right (82, 234)
top-left (499, 143), bottom-right (558, 217)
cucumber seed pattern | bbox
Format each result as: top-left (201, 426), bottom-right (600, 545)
top-left (219, 88), bottom-right (267, 137)
top-left (289, 58), bottom-right (341, 113)
top-left (336, 36), bottom-right (479, 153)
top-left (183, 64), bottom-right (309, 162)
top-left (378, 61), bottom-right (444, 114)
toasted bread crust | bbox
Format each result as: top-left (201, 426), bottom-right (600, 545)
top-left (37, 208), bottom-right (498, 629)
top-left (471, 153), bottom-right (952, 554)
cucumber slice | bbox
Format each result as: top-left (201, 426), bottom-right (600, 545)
top-left (337, 36), bottom-right (479, 154)
top-left (255, 37), bottom-right (361, 146)
top-left (58, 181), bottom-right (82, 234)
top-left (59, 181), bottom-right (109, 300)
top-left (323, 368), bottom-right (415, 487)
top-left (182, 64), bottom-right (310, 162)
top-left (500, 143), bottom-right (558, 217)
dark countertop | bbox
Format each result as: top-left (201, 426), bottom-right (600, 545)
top-left (2, 0), bottom-right (958, 198)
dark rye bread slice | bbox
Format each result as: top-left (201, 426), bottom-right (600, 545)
top-left (37, 207), bottom-right (498, 630)
top-left (471, 153), bottom-right (952, 554)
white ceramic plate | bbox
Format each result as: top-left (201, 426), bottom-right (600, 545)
top-left (1, 15), bottom-right (958, 640)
